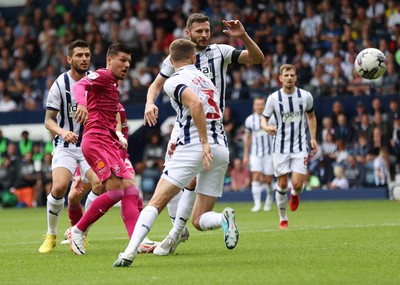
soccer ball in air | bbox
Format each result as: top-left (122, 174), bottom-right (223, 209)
top-left (354, 48), bottom-right (387, 80)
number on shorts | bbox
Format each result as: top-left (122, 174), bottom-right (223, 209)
top-left (202, 89), bottom-right (221, 120)
top-left (304, 156), bottom-right (307, 166)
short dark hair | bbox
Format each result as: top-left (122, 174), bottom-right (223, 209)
top-left (169, 39), bottom-right (196, 62)
top-left (186, 13), bottom-right (209, 29)
top-left (106, 43), bottom-right (131, 58)
top-left (67, 40), bottom-right (89, 57)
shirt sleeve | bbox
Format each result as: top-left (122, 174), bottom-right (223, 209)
top-left (160, 56), bottom-right (175, 79)
top-left (306, 91), bottom-right (314, 112)
top-left (46, 80), bottom-right (61, 111)
top-left (263, 95), bottom-right (274, 118)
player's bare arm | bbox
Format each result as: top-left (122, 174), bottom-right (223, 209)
top-left (242, 131), bottom-right (252, 167)
top-left (181, 87), bottom-right (213, 171)
top-left (75, 104), bottom-right (88, 125)
top-left (144, 74), bottom-right (166, 127)
top-left (116, 112), bottom-right (128, 149)
top-left (45, 109), bottom-right (78, 144)
top-left (261, 116), bottom-right (276, 136)
top-left (222, 19), bottom-right (264, 65)
top-left (306, 111), bottom-right (318, 155)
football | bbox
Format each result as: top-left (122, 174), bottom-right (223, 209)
top-left (354, 48), bottom-right (388, 80)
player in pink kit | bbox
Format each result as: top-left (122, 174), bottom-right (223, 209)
top-left (67, 43), bottom-right (140, 255)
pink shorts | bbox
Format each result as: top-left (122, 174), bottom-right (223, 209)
top-left (119, 147), bottom-right (135, 174)
top-left (82, 133), bottom-right (131, 182)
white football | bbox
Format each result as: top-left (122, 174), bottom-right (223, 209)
top-left (354, 48), bottom-right (388, 80)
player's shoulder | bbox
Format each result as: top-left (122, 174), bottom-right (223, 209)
top-left (296, 87), bottom-right (313, 98)
top-left (87, 68), bottom-right (109, 80)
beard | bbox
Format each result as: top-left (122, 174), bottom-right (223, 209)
top-left (72, 63), bottom-right (89, 75)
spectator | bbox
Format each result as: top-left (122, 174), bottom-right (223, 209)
top-left (328, 164), bottom-right (350, 190)
top-left (0, 93), bottom-right (18, 112)
top-left (18, 130), bottom-right (33, 156)
top-left (354, 134), bottom-right (370, 164)
top-left (344, 153), bottom-right (365, 188)
top-left (142, 131), bottom-right (164, 171)
top-left (230, 158), bottom-right (251, 192)
top-left (334, 113), bottom-right (355, 147)
top-left (355, 113), bottom-right (373, 142)
top-left (100, 0), bottom-right (122, 21)
top-left (0, 155), bottom-right (18, 191)
top-left (374, 147), bottom-right (391, 187)
top-left (0, 130), bottom-right (9, 156)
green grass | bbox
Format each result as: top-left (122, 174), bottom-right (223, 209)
top-left (0, 200), bottom-right (399, 285)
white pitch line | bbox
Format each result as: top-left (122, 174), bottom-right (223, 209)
top-left (1, 223), bottom-right (399, 246)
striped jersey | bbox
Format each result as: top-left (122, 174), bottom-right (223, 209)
top-left (46, 71), bottom-right (84, 148)
top-left (163, 65), bottom-right (227, 147)
top-left (160, 44), bottom-right (240, 113)
top-left (244, 113), bottom-right (274, 157)
top-left (263, 87), bottom-right (314, 154)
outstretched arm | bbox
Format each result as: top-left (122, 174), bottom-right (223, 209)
top-left (222, 19), bottom-right (265, 64)
top-left (144, 74), bottom-right (167, 127)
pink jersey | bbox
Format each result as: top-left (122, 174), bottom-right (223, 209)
top-left (73, 68), bottom-right (119, 139)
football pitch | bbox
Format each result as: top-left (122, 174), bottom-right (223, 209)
top-left (0, 200), bottom-right (399, 285)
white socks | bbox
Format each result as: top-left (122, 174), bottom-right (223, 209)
top-left (251, 181), bottom-right (262, 209)
top-left (275, 187), bottom-right (288, 222)
top-left (46, 194), bottom-right (65, 235)
top-left (169, 189), bottom-right (196, 240)
top-left (263, 183), bottom-right (274, 210)
top-left (124, 205), bottom-right (158, 256)
top-left (198, 212), bottom-right (223, 231)
top-left (166, 190), bottom-right (183, 225)
top-left (85, 190), bottom-right (98, 211)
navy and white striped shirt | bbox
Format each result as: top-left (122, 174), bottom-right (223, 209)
top-left (160, 44), bottom-right (239, 114)
top-left (163, 65), bottom-right (227, 147)
top-left (46, 71), bottom-right (85, 148)
top-left (244, 113), bottom-right (273, 157)
top-left (263, 87), bottom-right (314, 154)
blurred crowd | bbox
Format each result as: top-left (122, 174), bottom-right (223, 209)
top-left (1, 0), bottom-right (400, 206)
top-left (0, 0), bottom-right (400, 111)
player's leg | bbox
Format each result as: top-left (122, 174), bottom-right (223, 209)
top-left (249, 155), bottom-right (263, 212)
top-left (153, 185), bottom-right (195, 256)
top-left (288, 152), bottom-right (308, 211)
top-left (273, 153), bottom-right (291, 229)
top-left (39, 166), bottom-right (72, 253)
top-left (276, 173), bottom-right (289, 228)
top-left (263, 174), bottom-right (274, 211)
top-left (251, 171), bottom-right (263, 212)
top-left (114, 178), bottom-right (182, 266)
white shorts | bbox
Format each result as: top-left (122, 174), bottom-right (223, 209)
top-left (272, 151), bottom-right (308, 177)
top-left (52, 147), bottom-right (91, 180)
top-left (161, 143), bottom-right (229, 197)
top-left (250, 154), bottom-right (274, 175)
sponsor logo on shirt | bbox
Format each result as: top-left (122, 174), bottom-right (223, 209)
top-left (281, 111), bottom-right (302, 123)
top-left (88, 72), bottom-right (100, 80)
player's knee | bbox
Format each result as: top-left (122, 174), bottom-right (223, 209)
top-left (92, 181), bottom-right (105, 195)
top-left (191, 219), bottom-right (202, 231)
top-left (51, 183), bottom-right (69, 198)
top-left (279, 181), bottom-right (289, 190)
top-left (68, 192), bottom-right (80, 205)
top-left (292, 181), bottom-right (303, 191)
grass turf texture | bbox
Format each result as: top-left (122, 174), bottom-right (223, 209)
top-left (0, 200), bottom-right (399, 285)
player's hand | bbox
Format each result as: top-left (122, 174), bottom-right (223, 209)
top-left (265, 125), bottom-right (277, 136)
top-left (61, 130), bottom-right (78, 144)
top-left (201, 142), bottom-right (213, 171)
top-left (222, 20), bottom-right (245, 38)
top-left (144, 103), bottom-right (159, 127)
top-left (242, 156), bottom-right (249, 167)
top-left (167, 140), bottom-right (177, 156)
top-left (116, 131), bottom-right (128, 149)
top-left (71, 176), bottom-right (83, 195)
top-left (309, 139), bottom-right (318, 157)
top-left (75, 105), bottom-right (88, 125)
